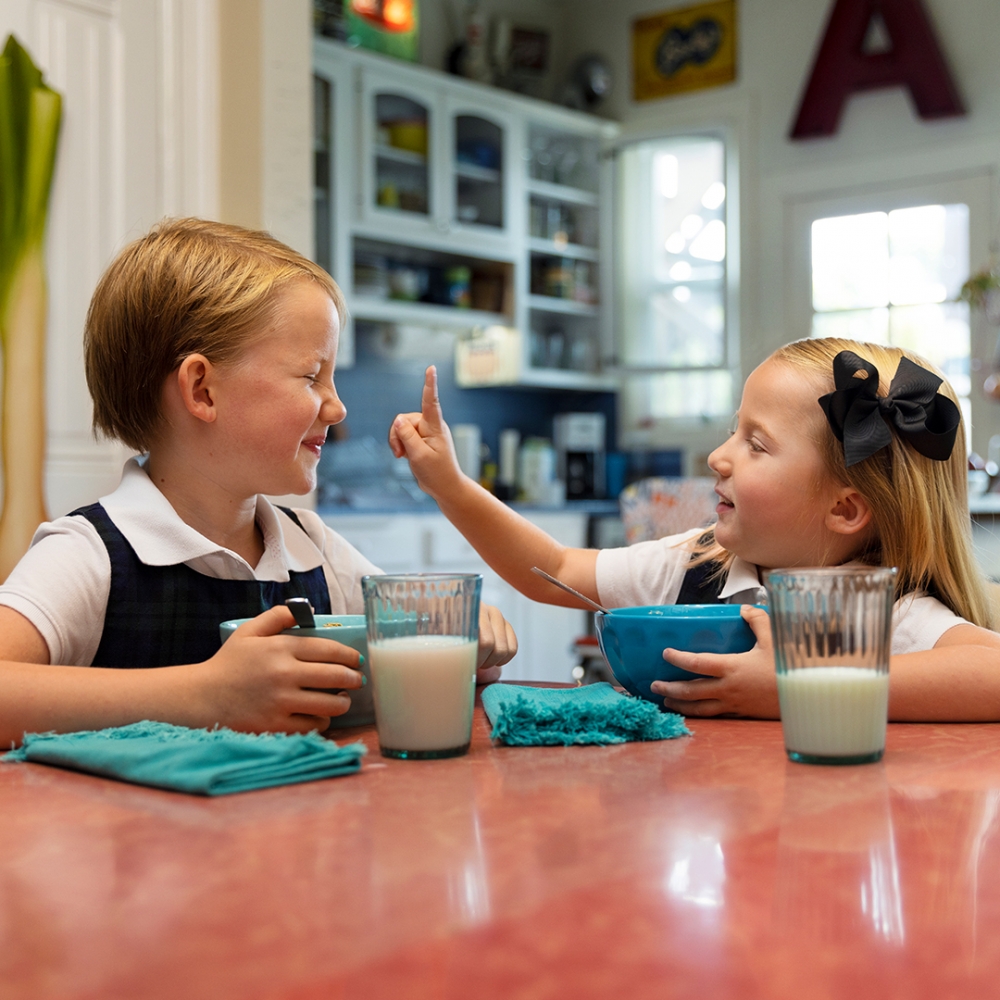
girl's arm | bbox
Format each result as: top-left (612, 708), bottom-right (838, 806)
top-left (885, 623), bottom-right (1000, 721)
top-left (653, 613), bottom-right (1000, 722)
top-left (0, 605), bottom-right (364, 747)
top-left (389, 365), bottom-right (599, 606)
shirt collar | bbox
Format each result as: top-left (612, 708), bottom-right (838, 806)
top-left (718, 555), bottom-right (767, 602)
top-left (98, 458), bottom-right (322, 580)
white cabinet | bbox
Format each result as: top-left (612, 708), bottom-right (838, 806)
top-left (313, 38), bottom-right (617, 390)
top-left (324, 509), bottom-right (589, 683)
top-left (357, 67), bottom-right (441, 238)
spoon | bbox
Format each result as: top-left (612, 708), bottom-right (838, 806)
top-left (531, 566), bottom-right (611, 614)
top-left (285, 597), bottom-right (316, 629)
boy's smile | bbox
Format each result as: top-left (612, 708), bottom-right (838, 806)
top-left (708, 359), bottom-right (855, 571)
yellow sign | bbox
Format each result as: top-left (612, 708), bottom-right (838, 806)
top-left (633, 0), bottom-right (737, 101)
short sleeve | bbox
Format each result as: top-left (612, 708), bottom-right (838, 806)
top-left (595, 528), bottom-right (702, 608)
top-left (0, 515), bottom-right (111, 665)
top-left (891, 594), bottom-right (968, 654)
top-left (290, 508), bottom-right (383, 614)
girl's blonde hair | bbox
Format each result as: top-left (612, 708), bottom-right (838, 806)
top-left (692, 337), bottom-right (992, 629)
top-left (85, 217), bottom-right (346, 452)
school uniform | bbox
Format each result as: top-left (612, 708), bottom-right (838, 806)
top-left (0, 459), bottom-right (380, 667)
top-left (595, 527), bottom-right (969, 655)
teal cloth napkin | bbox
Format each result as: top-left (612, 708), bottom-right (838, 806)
top-left (3, 721), bottom-right (366, 796)
top-left (481, 682), bottom-right (690, 747)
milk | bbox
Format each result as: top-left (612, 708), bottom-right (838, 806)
top-left (777, 667), bottom-right (890, 758)
top-left (369, 635), bottom-right (478, 752)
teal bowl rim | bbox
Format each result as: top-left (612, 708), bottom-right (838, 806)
top-left (220, 613), bottom-right (367, 633)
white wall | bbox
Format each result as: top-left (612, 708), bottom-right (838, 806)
top-left (1, 0), bottom-right (220, 520)
top-left (562, 0), bottom-right (1000, 455)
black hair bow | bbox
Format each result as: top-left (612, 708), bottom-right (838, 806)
top-left (817, 350), bottom-right (960, 468)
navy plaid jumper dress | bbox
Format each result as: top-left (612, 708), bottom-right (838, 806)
top-left (72, 503), bottom-right (332, 668)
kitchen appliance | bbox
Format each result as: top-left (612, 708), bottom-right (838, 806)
top-left (554, 412), bottom-right (605, 500)
top-left (452, 424), bottom-right (482, 482)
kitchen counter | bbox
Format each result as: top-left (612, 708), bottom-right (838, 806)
top-left (3, 696), bottom-right (1000, 998)
top-left (318, 498), bottom-right (622, 517)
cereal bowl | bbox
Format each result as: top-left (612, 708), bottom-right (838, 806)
top-left (219, 614), bottom-right (372, 727)
top-left (595, 605), bottom-right (759, 705)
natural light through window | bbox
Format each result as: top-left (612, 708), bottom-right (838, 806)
top-left (810, 204), bottom-right (971, 427)
top-left (618, 135), bottom-right (732, 428)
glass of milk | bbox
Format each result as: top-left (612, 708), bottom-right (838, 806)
top-left (765, 567), bottom-right (897, 765)
top-left (361, 573), bottom-right (482, 759)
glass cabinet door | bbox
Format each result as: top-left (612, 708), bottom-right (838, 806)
top-left (453, 114), bottom-right (504, 230)
top-left (373, 92), bottom-right (431, 217)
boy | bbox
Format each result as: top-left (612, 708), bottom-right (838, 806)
top-left (0, 219), bottom-right (515, 746)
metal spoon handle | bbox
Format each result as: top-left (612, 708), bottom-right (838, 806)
top-left (531, 566), bottom-right (610, 614)
top-left (285, 597), bottom-right (316, 629)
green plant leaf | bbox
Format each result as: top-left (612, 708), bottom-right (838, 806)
top-left (0, 34), bottom-right (62, 328)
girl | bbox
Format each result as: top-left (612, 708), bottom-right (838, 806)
top-left (0, 219), bottom-right (515, 747)
top-left (389, 337), bottom-right (1000, 721)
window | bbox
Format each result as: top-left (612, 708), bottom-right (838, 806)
top-left (810, 204), bottom-right (971, 427)
top-left (617, 135), bottom-right (736, 435)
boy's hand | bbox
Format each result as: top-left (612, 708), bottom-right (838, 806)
top-left (649, 606), bottom-right (779, 718)
top-left (199, 606), bottom-right (365, 734)
top-left (477, 603), bottom-right (517, 684)
top-left (388, 365), bottom-right (465, 500)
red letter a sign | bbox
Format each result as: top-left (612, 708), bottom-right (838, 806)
top-left (790, 0), bottom-right (964, 139)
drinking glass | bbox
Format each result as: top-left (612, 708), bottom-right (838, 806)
top-left (361, 574), bottom-right (482, 759)
top-left (765, 567), bottom-right (896, 765)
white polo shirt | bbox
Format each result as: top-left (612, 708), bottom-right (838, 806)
top-left (0, 459), bottom-right (381, 666)
top-left (595, 527), bottom-right (969, 655)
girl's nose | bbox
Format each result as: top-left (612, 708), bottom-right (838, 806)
top-left (707, 441), bottom-right (729, 476)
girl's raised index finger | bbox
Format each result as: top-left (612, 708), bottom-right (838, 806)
top-left (421, 365), bottom-right (444, 428)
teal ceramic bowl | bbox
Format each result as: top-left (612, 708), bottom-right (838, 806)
top-left (219, 614), bottom-right (373, 728)
top-left (595, 605), bottom-right (758, 705)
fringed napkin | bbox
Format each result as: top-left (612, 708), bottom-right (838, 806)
top-left (4, 721), bottom-right (366, 795)
top-left (481, 683), bottom-right (690, 747)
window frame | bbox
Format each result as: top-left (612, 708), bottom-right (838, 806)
top-left (613, 125), bottom-right (741, 454)
top-left (786, 172), bottom-right (993, 456)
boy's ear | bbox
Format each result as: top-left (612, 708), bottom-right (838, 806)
top-left (175, 354), bottom-right (217, 424)
top-left (826, 488), bottom-right (872, 537)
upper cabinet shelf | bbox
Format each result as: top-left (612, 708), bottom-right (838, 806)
top-left (525, 179), bottom-right (599, 207)
top-left (313, 38), bottom-right (617, 390)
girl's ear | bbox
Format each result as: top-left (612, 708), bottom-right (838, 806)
top-left (826, 488), bottom-right (872, 538)
top-left (175, 354), bottom-right (217, 424)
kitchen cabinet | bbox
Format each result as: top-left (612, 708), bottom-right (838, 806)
top-left (313, 38), bottom-right (617, 391)
top-left (323, 509), bottom-right (589, 683)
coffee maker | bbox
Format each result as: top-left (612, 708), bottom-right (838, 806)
top-left (554, 413), bottom-right (606, 500)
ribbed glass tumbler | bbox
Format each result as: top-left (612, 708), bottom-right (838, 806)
top-left (361, 573), bottom-right (482, 760)
top-left (765, 567), bottom-right (896, 765)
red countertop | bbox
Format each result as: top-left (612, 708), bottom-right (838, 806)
top-left (2, 697), bottom-right (1000, 999)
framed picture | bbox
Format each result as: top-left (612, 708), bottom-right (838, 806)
top-left (633, 0), bottom-right (737, 101)
top-left (345, 0), bottom-right (420, 63)
top-left (509, 27), bottom-right (550, 74)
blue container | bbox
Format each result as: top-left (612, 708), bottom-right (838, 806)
top-left (219, 614), bottom-right (373, 728)
top-left (595, 605), bottom-right (758, 705)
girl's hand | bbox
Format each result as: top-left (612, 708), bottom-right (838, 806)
top-left (197, 606), bottom-right (365, 734)
top-left (649, 606), bottom-right (779, 718)
top-left (477, 603), bottom-right (517, 684)
top-left (388, 365), bottom-right (464, 501)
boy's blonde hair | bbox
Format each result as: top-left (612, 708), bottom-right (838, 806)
top-left (693, 337), bottom-right (992, 629)
top-left (84, 217), bottom-right (345, 452)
